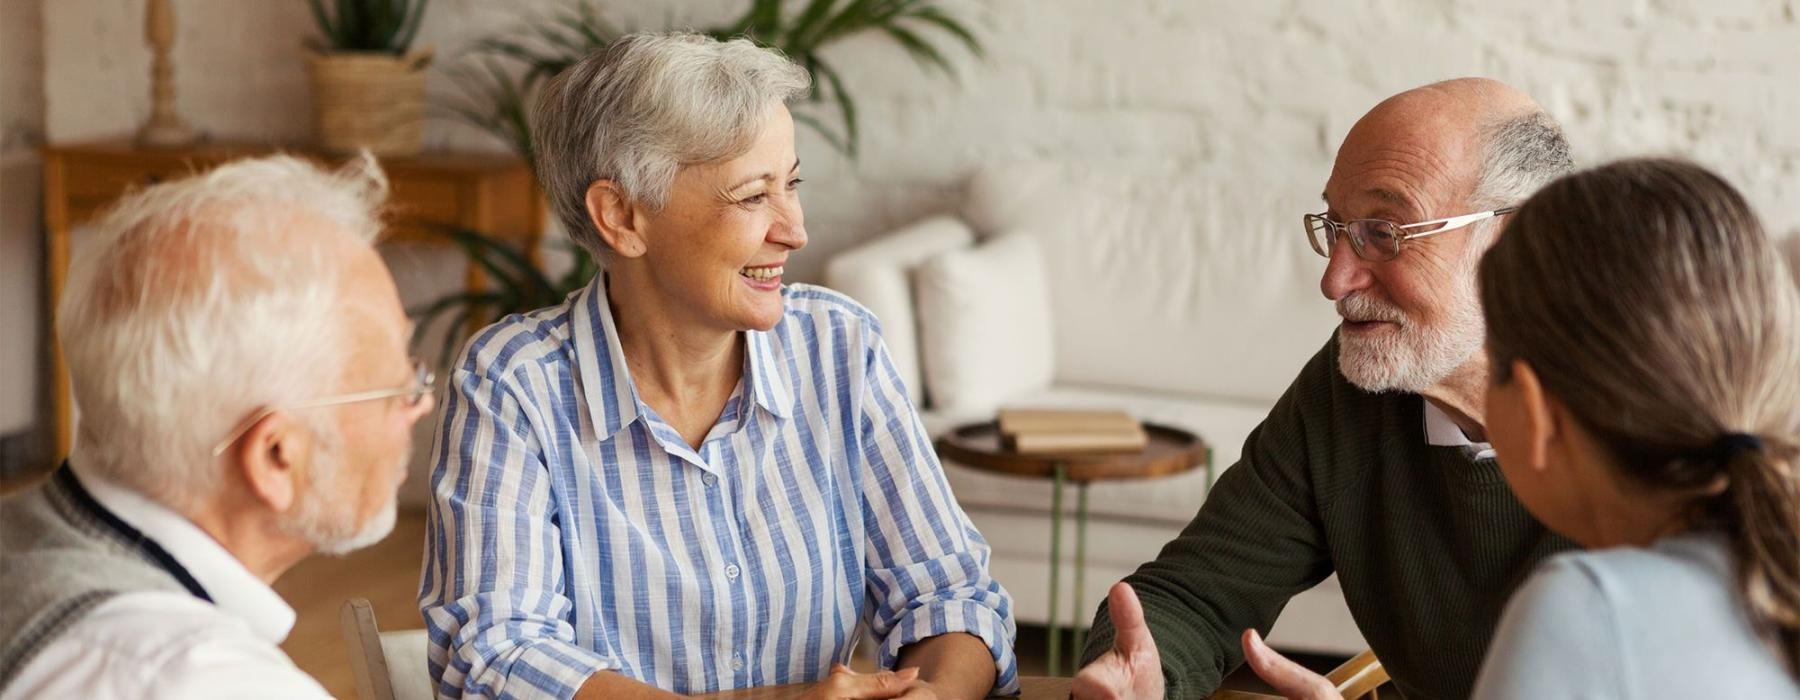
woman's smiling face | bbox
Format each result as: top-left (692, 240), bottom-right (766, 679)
top-left (636, 102), bottom-right (807, 333)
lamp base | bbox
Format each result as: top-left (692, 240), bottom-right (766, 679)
top-left (135, 118), bottom-right (202, 149)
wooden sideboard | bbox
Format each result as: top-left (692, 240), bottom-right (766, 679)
top-left (41, 140), bottom-right (544, 459)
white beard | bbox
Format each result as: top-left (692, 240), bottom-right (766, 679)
top-left (1335, 286), bottom-right (1485, 394)
top-left (283, 443), bottom-right (406, 556)
top-left (311, 496), bottom-right (397, 556)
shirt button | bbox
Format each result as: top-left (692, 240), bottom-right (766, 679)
top-left (725, 563), bottom-right (741, 580)
top-left (731, 654), bottom-right (745, 671)
top-left (703, 473), bottom-right (717, 486)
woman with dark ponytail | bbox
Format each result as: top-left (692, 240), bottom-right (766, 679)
top-left (1473, 157), bottom-right (1800, 697)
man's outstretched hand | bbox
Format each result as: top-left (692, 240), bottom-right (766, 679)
top-left (1069, 583), bottom-right (1165, 700)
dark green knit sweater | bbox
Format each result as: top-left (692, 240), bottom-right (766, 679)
top-left (1080, 336), bottom-right (1575, 700)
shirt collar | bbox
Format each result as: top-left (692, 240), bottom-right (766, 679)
top-left (744, 323), bottom-right (794, 421)
top-left (1423, 399), bottom-right (1496, 460)
top-left (572, 275), bottom-right (642, 440)
top-left (68, 463), bottom-right (298, 644)
top-left (571, 276), bottom-right (794, 442)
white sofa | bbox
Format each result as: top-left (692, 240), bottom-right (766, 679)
top-left (825, 160), bottom-right (1365, 654)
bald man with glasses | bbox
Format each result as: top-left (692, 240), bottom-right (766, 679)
top-left (1073, 79), bottom-right (1580, 700)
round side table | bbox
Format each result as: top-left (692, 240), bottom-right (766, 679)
top-left (935, 421), bottom-right (1210, 676)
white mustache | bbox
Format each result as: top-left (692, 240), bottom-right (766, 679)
top-left (1336, 294), bottom-right (1407, 325)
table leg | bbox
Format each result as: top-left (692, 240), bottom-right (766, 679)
top-left (1072, 482), bottom-right (1089, 663)
top-left (1047, 462), bottom-right (1067, 677)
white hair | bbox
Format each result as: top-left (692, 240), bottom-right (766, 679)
top-left (1467, 110), bottom-right (1575, 248)
top-left (533, 31), bottom-right (811, 260)
top-left (56, 154), bottom-right (388, 513)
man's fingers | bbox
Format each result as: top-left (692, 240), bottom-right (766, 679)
top-left (1106, 582), bottom-right (1155, 653)
top-left (1241, 629), bottom-right (1342, 700)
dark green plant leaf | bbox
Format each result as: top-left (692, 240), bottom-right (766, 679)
top-left (909, 6), bottom-right (983, 57)
top-left (306, 0), bottom-right (337, 46)
top-left (809, 57), bottom-right (860, 158)
top-left (443, 225), bottom-right (560, 303)
top-left (306, 0), bottom-right (431, 53)
top-left (789, 109), bottom-right (851, 154)
top-left (813, 0), bottom-right (887, 45)
top-left (437, 307), bottom-right (477, 368)
top-left (393, 0), bottom-right (429, 53)
top-left (882, 24), bottom-right (952, 74)
top-left (747, 0), bottom-right (786, 39)
top-left (409, 290), bottom-right (504, 352)
top-left (780, 0), bottom-right (829, 51)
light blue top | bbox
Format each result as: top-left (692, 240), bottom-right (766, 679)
top-left (419, 278), bottom-right (1018, 698)
top-left (1474, 532), bottom-right (1798, 699)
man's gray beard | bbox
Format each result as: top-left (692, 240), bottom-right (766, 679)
top-left (282, 436), bottom-right (405, 557)
top-left (1335, 291), bottom-right (1485, 394)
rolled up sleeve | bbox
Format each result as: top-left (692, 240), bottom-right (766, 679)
top-left (419, 366), bottom-right (618, 699)
top-left (855, 331), bottom-right (1020, 696)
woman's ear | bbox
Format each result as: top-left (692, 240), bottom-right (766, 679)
top-left (1509, 359), bottom-right (1559, 473)
top-left (232, 411), bottom-right (310, 514)
top-left (585, 180), bottom-right (647, 259)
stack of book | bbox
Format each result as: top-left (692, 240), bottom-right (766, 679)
top-left (997, 408), bottom-right (1148, 454)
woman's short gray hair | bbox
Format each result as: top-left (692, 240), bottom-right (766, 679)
top-left (533, 31), bottom-right (811, 259)
top-left (56, 154), bottom-right (387, 512)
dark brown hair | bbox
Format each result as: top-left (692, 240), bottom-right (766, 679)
top-left (1480, 157), bottom-right (1800, 675)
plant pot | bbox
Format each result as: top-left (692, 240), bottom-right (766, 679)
top-left (306, 50), bottom-right (431, 156)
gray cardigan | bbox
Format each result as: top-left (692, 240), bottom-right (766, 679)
top-left (0, 467), bottom-right (200, 694)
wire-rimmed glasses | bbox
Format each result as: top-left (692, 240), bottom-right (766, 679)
top-left (1304, 207), bottom-right (1516, 262)
top-left (210, 357), bottom-right (435, 457)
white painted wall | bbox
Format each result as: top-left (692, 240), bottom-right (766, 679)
top-left (46, 1), bottom-right (1800, 277)
top-left (34, 0), bottom-right (1800, 499)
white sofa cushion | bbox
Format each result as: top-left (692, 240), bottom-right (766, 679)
top-left (927, 382), bottom-right (1270, 525)
top-left (961, 160), bottom-right (1339, 405)
top-left (913, 233), bottom-right (1056, 413)
top-left (823, 216), bottom-right (976, 405)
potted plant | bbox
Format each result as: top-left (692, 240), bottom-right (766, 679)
top-left (305, 0), bottom-right (433, 155)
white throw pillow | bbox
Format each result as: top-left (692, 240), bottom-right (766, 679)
top-left (913, 233), bottom-right (1055, 412)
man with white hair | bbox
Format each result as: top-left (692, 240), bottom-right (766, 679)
top-left (0, 155), bottom-right (435, 698)
top-left (1072, 79), bottom-right (1580, 700)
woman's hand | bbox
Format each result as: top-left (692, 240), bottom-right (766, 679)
top-left (800, 665), bottom-right (920, 700)
top-left (1240, 629), bottom-right (1345, 700)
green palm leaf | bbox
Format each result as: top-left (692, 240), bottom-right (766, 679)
top-left (304, 0), bottom-right (432, 54)
top-left (808, 57), bottom-right (860, 158)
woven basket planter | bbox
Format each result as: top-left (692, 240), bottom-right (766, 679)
top-left (307, 50), bottom-right (431, 156)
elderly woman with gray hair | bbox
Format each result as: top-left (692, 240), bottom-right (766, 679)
top-left (419, 32), bottom-right (1018, 700)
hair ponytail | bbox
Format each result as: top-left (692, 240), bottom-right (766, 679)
top-left (1719, 437), bottom-right (1800, 674)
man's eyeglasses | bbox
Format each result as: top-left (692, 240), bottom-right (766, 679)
top-left (1304, 207), bottom-right (1516, 262)
top-left (210, 357), bottom-right (435, 457)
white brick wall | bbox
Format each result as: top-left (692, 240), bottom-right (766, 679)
top-left (42, 0), bottom-right (1800, 284)
top-left (34, 0), bottom-right (1800, 494)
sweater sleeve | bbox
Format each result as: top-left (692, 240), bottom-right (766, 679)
top-left (1079, 341), bottom-right (1337, 699)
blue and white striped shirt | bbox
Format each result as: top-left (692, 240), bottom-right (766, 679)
top-left (419, 277), bottom-right (1018, 698)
